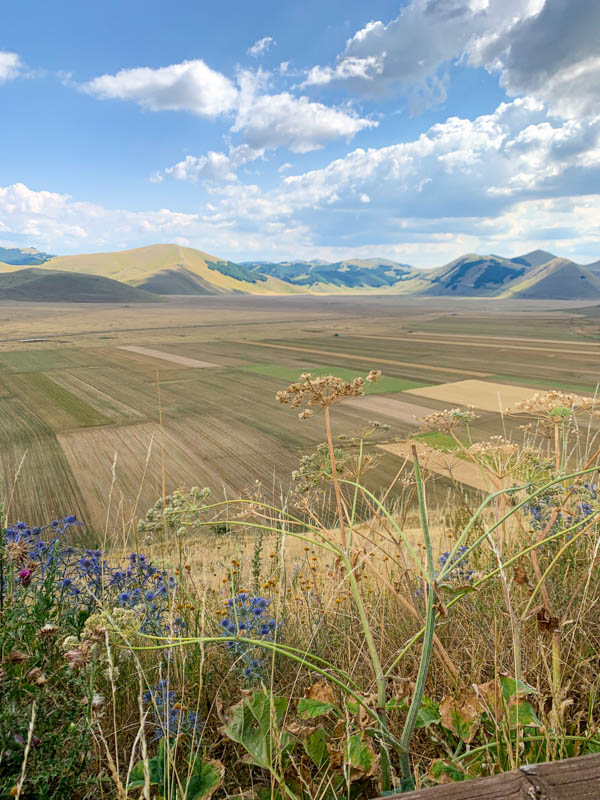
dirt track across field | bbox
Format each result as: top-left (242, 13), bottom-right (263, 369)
top-left (118, 345), bottom-right (220, 368)
top-left (234, 340), bottom-right (491, 377)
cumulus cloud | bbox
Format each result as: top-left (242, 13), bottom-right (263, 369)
top-left (470, 0), bottom-right (600, 118)
top-left (81, 59), bottom-right (238, 117)
top-left (162, 144), bottom-right (264, 184)
top-left (202, 96), bottom-right (600, 256)
top-left (4, 94), bottom-right (600, 264)
top-left (232, 69), bottom-right (377, 153)
top-left (299, 0), bottom-right (600, 119)
top-left (248, 37), bottom-right (275, 57)
top-left (0, 51), bottom-right (22, 82)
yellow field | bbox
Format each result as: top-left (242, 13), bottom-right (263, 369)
top-left (404, 379), bottom-right (544, 413)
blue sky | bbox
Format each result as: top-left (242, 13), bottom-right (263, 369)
top-left (1, 0), bottom-right (599, 266)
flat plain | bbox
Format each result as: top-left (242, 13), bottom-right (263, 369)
top-left (1, 294), bottom-right (599, 537)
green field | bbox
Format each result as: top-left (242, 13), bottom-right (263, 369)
top-left (0, 293), bottom-right (598, 537)
top-left (239, 363), bottom-right (431, 393)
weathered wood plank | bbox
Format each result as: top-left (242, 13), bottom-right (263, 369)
top-left (385, 753), bottom-right (600, 799)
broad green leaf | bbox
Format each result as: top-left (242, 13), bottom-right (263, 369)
top-left (298, 698), bottom-right (336, 719)
top-left (428, 758), bottom-right (466, 784)
top-left (499, 676), bottom-right (536, 703)
top-left (304, 726), bottom-right (329, 769)
top-left (128, 739), bottom-right (166, 789)
top-left (182, 758), bottom-right (224, 800)
top-left (415, 696), bottom-right (441, 729)
top-left (345, 733), bottom-right (377, 777)
top-left (224, 692), bottom-right (291, 770)
top-left (508, 700), bottom-right (542, 729)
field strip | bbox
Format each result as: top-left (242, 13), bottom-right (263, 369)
top-left (357, 334), bottom-right (600, 356)
top-left (405, 379), bottom-right (542, 413)
top-left (379, 441), bottom-right (492, 492)
top-left (345, 395), bottom-right (439, 424)
top-left (118, 346), bottom-right (220, 368)
top-left (407, 331), bottom-right (600, 347)
top-left (233, 341), bottom-right (491, 377)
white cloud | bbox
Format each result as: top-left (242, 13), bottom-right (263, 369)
top-left (248, 37), bottom-right (276, 58)
top-left (470, 0), bottom-right (600, 118)
top-left (232, 69), bottom-right (377, 153)
top-left (278, 162), bottom-right (293, 173)
top-left (81, 59), bottom-right (238, 117)
top-left (160, 143), bottom-right (264, 184)
top-left (302, 55), bottom-right (386, 87)
top-left (300, 0), bottom-right (561, 111)
top-left (0, 51), bottom-right (22, 83)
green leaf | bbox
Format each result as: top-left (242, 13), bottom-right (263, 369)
top-left (298, 698), bottom-right (336, 719)
top-left (415, 696), bottom-right (441, 729)
top-left (345, 733), bottom-right (376, 777)
top-left (428, 758), bottom-right (466, 784)
top-left (508, 701), bottom-right (542, 729)
top-left (499, 676), bottom-right (536, 704)
top-left (304, 727), bottom-right (329, 769)
top-left (224, 691), bottom-right (292, 770)
top-left (128, 739), bottom-right (166, 790)
top-left (181, 758), bottom-right (224, 800)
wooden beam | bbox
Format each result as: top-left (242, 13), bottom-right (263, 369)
top-left (383, 753), bottom-right (600, 799)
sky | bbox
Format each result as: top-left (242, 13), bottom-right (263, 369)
top-left (1, 0), bottom-right (599, 267)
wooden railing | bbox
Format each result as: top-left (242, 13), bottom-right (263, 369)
top-left (388, 753), bottom-right (600, 799)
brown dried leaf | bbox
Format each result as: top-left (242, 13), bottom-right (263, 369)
top-left (439, 691), bottom-right (482, 743)
top-left (304, 680), bottom-right (336, 706)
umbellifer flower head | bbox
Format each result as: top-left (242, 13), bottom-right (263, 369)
top-left (276, 371), bottom-right (379, 416)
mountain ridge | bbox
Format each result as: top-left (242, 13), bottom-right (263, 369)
top-left (1, 243), bottom-right (598, 300)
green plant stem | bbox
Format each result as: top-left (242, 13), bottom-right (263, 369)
top-left (398, 447), bottom-right (438, 792)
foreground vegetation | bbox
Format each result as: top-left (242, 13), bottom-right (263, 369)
top-left (2, 370), bottom-right (600, 799)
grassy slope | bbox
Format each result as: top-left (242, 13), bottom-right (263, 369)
top-left (33, 244), bottom-right (300, 296)
top-left (0, 267), bottom-right (161, 303)
top-left (500, 259), bottom-right (600, 299)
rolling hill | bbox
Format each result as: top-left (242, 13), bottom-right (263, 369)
top-left (37, 244), bottom-right (297, 296)
top-left (500, 258), bottom-right (600, 300)
top-left (421, 253), bottom-right (532, 296)
top-left (243, 257), bottom-right (425, 291)
top-left (1, 242), bottom-right (598, 299)
top-left (0, 246), bottom-right (54, 266)
top-left (0, 268), bottom-right (161, 303)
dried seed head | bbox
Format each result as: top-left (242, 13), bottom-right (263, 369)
top-left (38, 624), bottom-right (59, 638)
top-left (276, 371), bottom-right (377, 412)
top-left (5, 540), bottom-right (29, 565)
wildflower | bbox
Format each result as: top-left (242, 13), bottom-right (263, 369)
top-left (18, 568), bottom-right (33, 587)
top-left (26, 667), bottom-right (47, 686)
top-left (91, 693), bottom-right (105, 709)
top-left (420, 407), bottom-right (478, 433)
top-left (5, 540), bottom-right (29, 564)
top-left (38, 624), bottom-right (59, 638)
top-left (276, 371), bottom-right (372, 411)
top-left (65, 645), bottom-right (91, 671)
top-left (6, 650), bottom-right (28, 664)
top-left (366, 369), bottom-right (381, 382)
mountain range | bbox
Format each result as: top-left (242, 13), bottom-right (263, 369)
top-left (0, 244), bottom-right (598, 302)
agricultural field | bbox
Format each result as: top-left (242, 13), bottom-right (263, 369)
top-left (0, 293), bottom-right (599, 538)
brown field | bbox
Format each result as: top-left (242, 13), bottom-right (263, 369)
top-left (0, 294), bottom-right (598, 538)
top-left (378, 440), bottom-right (494, 492)
top-left (118, 344), bottom-right (220, 368)
top-left (404, 379), bottom-right (549, 413)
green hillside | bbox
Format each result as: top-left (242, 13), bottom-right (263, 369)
top-left (0, 268), bottom-right (162, 303)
